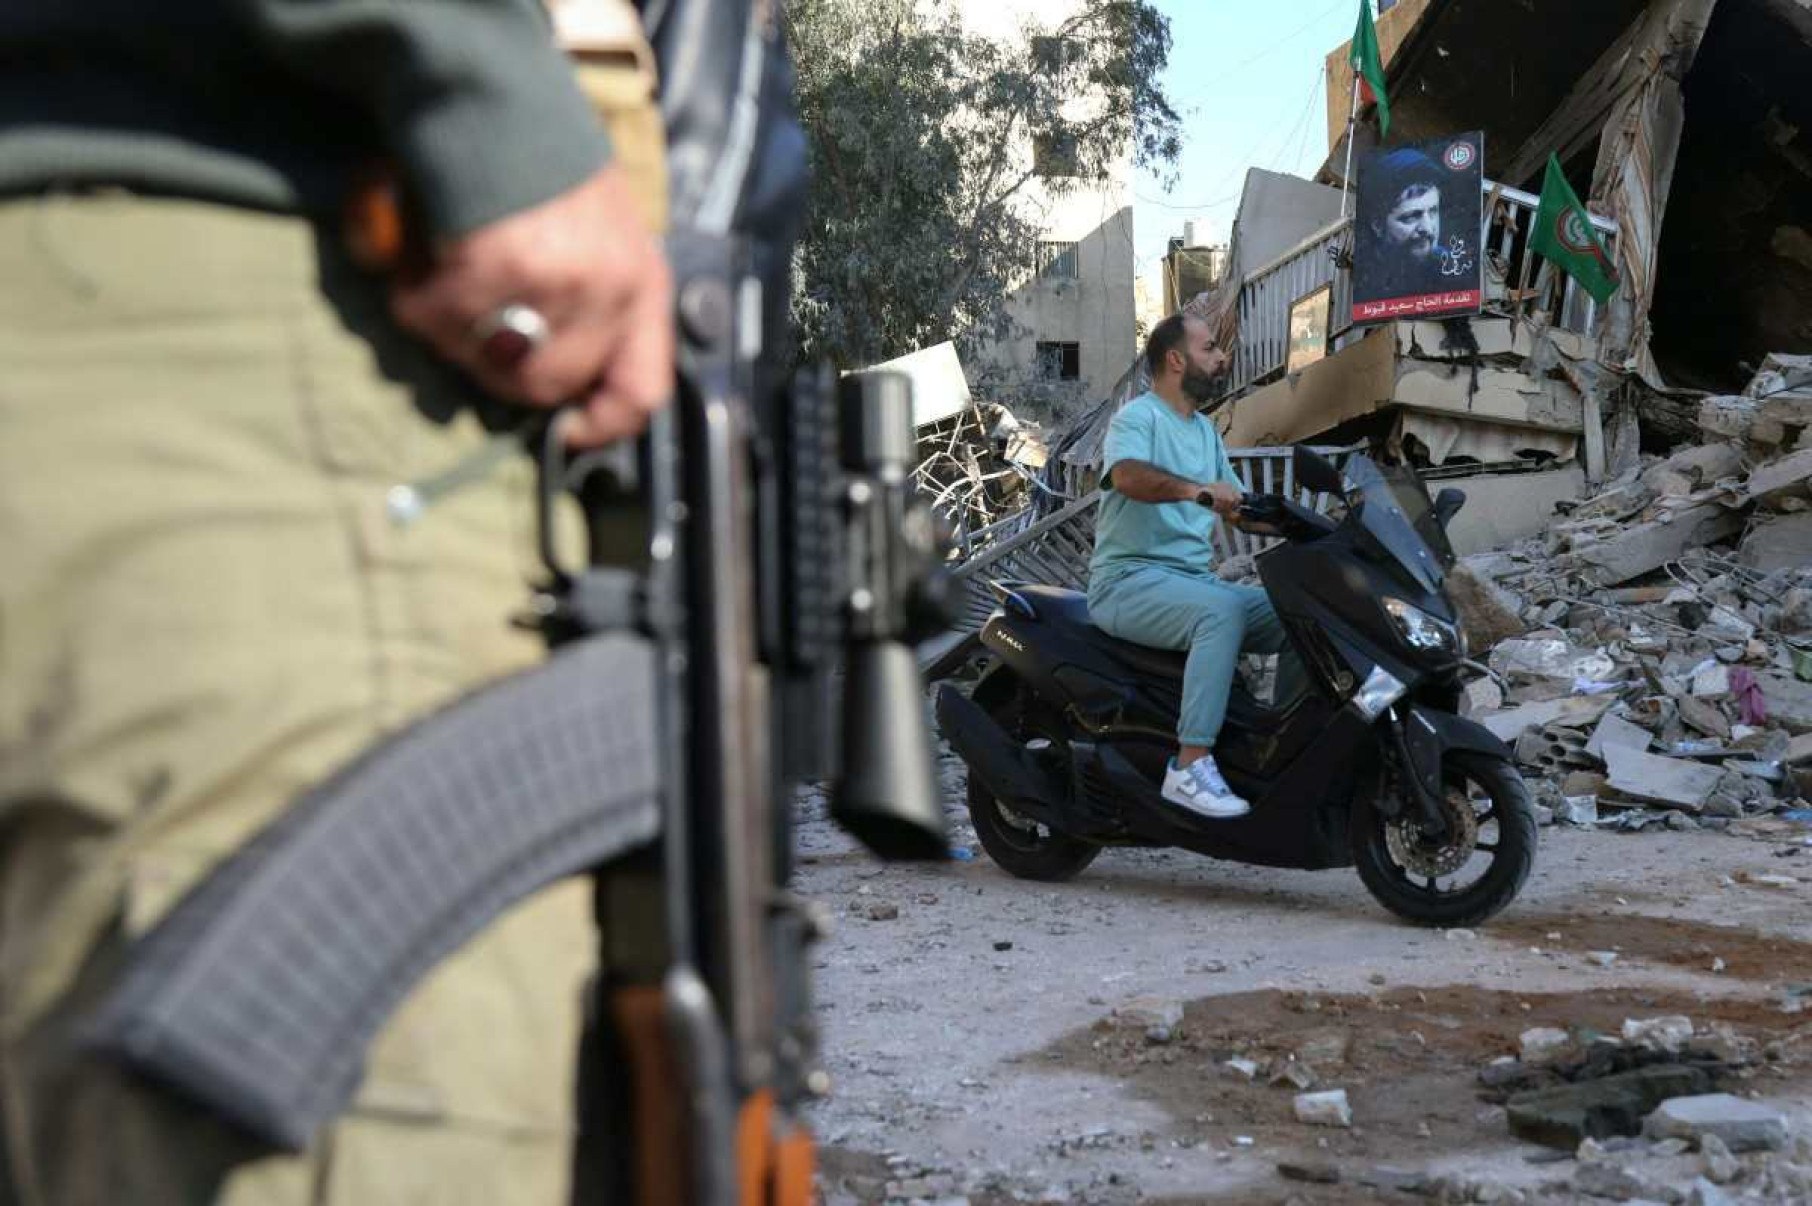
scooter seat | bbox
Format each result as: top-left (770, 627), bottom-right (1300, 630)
top-left (1009, 584), bottom-right (1187, 679)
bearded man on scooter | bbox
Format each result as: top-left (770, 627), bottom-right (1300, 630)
top-left (1087, 313), bottom-right (1303, 821)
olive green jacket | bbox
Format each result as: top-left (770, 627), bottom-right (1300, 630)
top-left (0, 0), bottom-right (613, 237)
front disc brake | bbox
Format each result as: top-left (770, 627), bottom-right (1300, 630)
top-left (1385, 787), bottom-right (1481, 879)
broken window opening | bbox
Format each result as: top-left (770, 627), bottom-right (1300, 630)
top-left (1033, 129), bottom-right (1080, 178)
top-left (1036, 341), bottom-right (1081, 382)
top-left (1031, 35), bottom-right (1082, 72)
top-left (1039, 240), bottom-right (1079, 280)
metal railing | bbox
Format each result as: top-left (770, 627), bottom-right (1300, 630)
top-left (936, 445), bottom-right (1358, 647)
top-left (1227, 177), bottom-right (1619, 396)
top-left (1485, 180), bottom-right (1619, 337)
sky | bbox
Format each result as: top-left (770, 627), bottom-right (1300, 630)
top-left (1131, 1), bottom-right (1364, 298)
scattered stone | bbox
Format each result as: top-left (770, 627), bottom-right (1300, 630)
top-left (1623, 1016), bottom-right (1695, 1053)
top-left (1224, 1057), bottom-right (1261, 1080)
top-left (1746, 447), bottom-right (1812, 509)
top-left (1699, 1133), bottom-right (1741, 1184)
top-left (1491, 638), bottom-right (1618, 685)
top-left (1464, 676), bottom-right (1506, 716)
top-left (1678, 696), bottom-right (1734, 740)
top-left (1573, 1159), bottom-right (1676, 1202)
top-left (1687, 1176), bottom-right (1734, 1206)
top-left (1508, 1065), bottom-right (1716, 1149)
top-left (1604, 744), bottom-right (1724, 811)
top-left (1276, 1160), bottom-right (1340, 1185)
top-left (1644, 1093), bottom-right (1788, 1152)
top-left (1480, 696), bottom-right (1616, 742)
top-left (1756, 672), bottom-right (1812, 734)
top-left (1520, 1027), bottom-right (1575, 1066)
top-left (1589, 950), bottom-right (1621, 968)
top-left (1555, 794), bottom-right (1596, 825)
top-left (1293, 1089), bottom-right (1353, 1128)
top-left (1588, 712), bottom-right (1655, 761)
top-left (1695, 663), bottom-right (1734, 699)
top-left (1560, 504), bottom-right (1746, 587)
top-left (1293, 1029), bottom-right (1351, 1066)
top-left (1112, 996), bottom-right (1181, 1031)
top-left (1356, 1166), bottom-right (1432, 1194)
top-left (857, 900), bottom-right (900, 921)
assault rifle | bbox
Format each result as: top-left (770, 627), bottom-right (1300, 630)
top-left (86, 2), bottom-right (954, 1202)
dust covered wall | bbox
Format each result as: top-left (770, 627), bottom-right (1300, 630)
top-left (1648, 0), bottom-right (1812, 390)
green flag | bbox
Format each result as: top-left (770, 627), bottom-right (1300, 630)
top-left (1350, 0), bottom-right (1390, 137)
top-left (1529, 154), bottom-right (1620, 303)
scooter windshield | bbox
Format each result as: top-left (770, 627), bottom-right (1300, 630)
top-left (1341, 456), bottom-right (1446, 595)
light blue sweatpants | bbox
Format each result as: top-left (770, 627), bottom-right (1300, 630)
top-left (1088, 565), bottom-right (1296, 747)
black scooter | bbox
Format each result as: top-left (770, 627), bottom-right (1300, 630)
top-left (934, 446), bottom-right (1535, 927)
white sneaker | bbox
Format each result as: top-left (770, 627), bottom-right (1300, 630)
top-left (1160, 755), bottom-right (1251, 819)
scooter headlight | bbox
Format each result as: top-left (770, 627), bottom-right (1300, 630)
top-left (1384, 598), bottom-right (1460, 656)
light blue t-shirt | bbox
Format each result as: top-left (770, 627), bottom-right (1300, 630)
top-left (1089, 391), bottom-right (1239, 585)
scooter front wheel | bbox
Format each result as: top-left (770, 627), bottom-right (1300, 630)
top-left (1352, 751), bottom-right (1535, 928)
top-left (965, 680), bottom-right (1100, 882)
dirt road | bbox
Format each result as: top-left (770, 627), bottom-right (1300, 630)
top-left (798, 758), bottom-right (1812, 1204)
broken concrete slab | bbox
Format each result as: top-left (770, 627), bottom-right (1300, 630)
top-left (1745, 449), bottom-right (1812, 509)
top-left (1112, 996), bottom-right (1183, 1031)
top-left (1700, 396), bottom-right (1759, 444)
top-left (1789, 733), bottom-right (1812, 765)
top-left (1479, 696), bottom-right (1617, 743)
top-left (1756, 672), bottom-right (1812, 734)
top-left (1694, 663), bottom-right (1733, 699)
top-left (1622, 1016), bottom-right (1694, 1053)
top-left (1738, 513), bottom-right (1812, 574)
top-left (1507, 1064), bottom-right (1716, 1149)
top-left (1558, 504), bottom-right (1747, 588)
top-left (1586, 713), bottom-right (1653, 762)
top-left (1678, 696), bottom-right (1734, 740)
top-left (1293, 1089), bottom-right (1353, 1128)
top-left (1490, 638), bottom-right (1617, 684)
top-left (1603, 744), bottom-right (1724, 811)
top-left (1644, 1093), bottom-right (1788, 1152)
top-left (1462, 677), bottom-right (1505, 717)
top-left (1519, 1027), bottom-right (1575, 1066)
top-left (1644, 443), bottom-right (1746, 497)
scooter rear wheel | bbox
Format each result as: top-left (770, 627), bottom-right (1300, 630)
top-left (1352, 751), bottom-right (1535, 927)
top-left (965, 681), bottom-right (1100, 882)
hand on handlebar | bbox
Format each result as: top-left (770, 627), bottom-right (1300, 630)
top-left (1193, 481), bottom-right (1243, 519)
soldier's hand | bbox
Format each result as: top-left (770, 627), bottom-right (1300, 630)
top-left (390, 163), bottom-right (672, 448)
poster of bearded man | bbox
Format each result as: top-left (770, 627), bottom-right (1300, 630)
top-left (1351, 131), bottom-right (1484, 324)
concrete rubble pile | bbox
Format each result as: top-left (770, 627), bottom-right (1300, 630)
top-left (1464, 1012), bottom-right (1812, 1205)
top-left (1450, 355), bottom-right (1812, 831)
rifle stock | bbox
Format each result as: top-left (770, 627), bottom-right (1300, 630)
top-left (85, 632), bottom-right (663, 1151)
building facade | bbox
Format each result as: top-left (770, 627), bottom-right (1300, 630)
top-left (955, 0), bottom-right (1139, 410)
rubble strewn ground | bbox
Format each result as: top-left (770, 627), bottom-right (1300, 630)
top-left (1447, 356), bottom-right (1812, 841)
top-left (808, 359), bottom-right (1812, 1204)
top-left (799, 775), bottom-right (1812, 1205)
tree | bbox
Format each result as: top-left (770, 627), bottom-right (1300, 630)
top-left (785, 0), bottom-right (1180, 374)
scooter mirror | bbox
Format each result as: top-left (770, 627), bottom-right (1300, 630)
top-left (1293, 445), bottom-right (1345, 497)
top-left (1433, 487), bottom-right (1467, 529)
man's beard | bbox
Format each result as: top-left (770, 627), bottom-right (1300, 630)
top-left (1182, 364), bottom-right (1218, 403)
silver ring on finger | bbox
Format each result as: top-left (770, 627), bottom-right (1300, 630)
top-left (470, 302), bottom-right (550, 370)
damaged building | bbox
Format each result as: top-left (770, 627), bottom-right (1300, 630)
top-left (978, 0), bottom-right (1811, 553)
top-left (924, 0), bottom-right (1812, 822)
top-left (1215, 0), bottom-right (1812, 484)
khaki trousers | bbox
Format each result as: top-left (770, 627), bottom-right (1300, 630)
top-left (0, 188), bottom-right (606, 1205)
